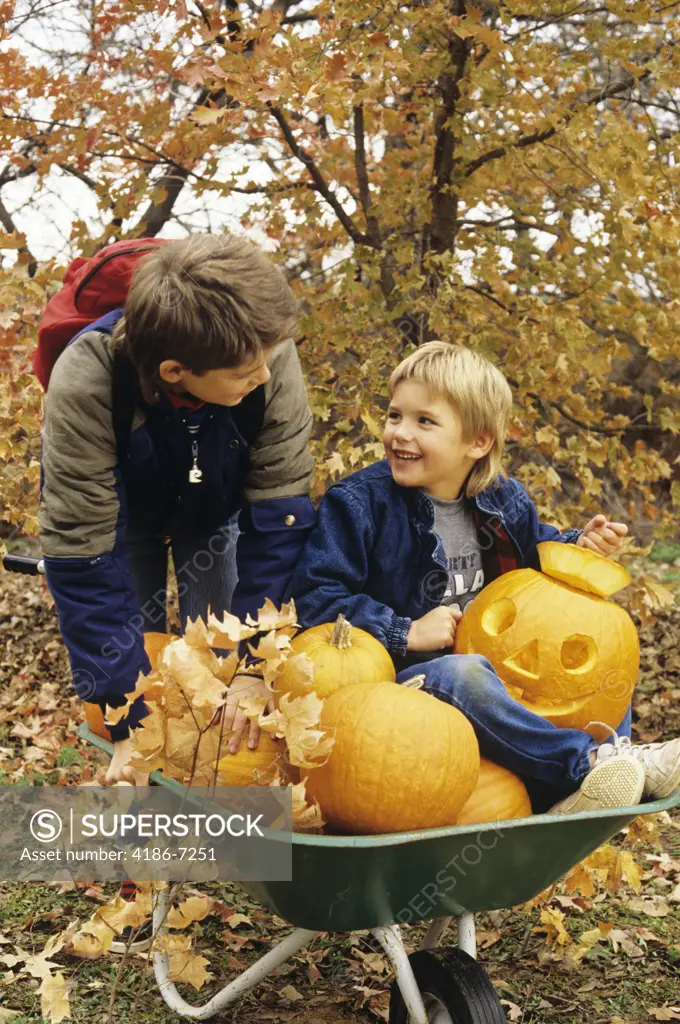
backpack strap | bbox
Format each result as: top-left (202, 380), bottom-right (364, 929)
top-left (231, 384), bottom-right (266, 447)
top-left (111, 348), bottom-right (141, 464)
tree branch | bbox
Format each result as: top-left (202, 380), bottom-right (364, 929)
top-left (267, 101), bottom-right (376, 247)
top-left (426, 4), bottom-right (472, 257)
top-left (464, 71), bottom-right (661, 178)
top-left (353, 104), bottom-right (380, 244)
top-left (0, 194), bottom-right (38, 275)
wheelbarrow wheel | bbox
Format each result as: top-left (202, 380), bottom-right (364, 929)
top-left (389, 947), bottom-right (507, 1024)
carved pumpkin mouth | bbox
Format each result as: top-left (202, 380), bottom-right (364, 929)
top-left (508, 690), bottom-right (593, 719)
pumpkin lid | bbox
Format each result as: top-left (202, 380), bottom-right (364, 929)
top-left (537, 541), bottom-right (632, 597)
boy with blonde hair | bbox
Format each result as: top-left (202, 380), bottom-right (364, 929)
top-left (287, 341), bottom-right (680, 814)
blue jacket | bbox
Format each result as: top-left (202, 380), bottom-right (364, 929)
top-left (39, 311), bottom-right (316, 739)
top-left (285, 460), bottom-right (582, 673)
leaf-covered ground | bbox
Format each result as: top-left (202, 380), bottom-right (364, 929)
top-left (0, 552), bottom-right (679, 1024)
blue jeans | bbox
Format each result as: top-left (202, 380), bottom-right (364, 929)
top-left (397, 654), bottom-right (633, 812)
top-left (124, 514), bottom-right (240, 633)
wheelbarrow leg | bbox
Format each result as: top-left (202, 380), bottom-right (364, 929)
top-left (420, 916), bottom-right (452, 949)
top-left (371, 924), bottom-right (429, 1024)
top-left (151, 889), bottom-right (320, 1020)
top-left (420, 913), bottom-right (476, 958)
top-left (457, 912), bottom-right (477, 958)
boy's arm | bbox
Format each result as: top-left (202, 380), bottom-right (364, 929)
top-left (39, 334), bottom-right (151, 741)
top-left (506, 479), bottom-right (582, 566)
top-left (285, 486), bottom-right (412, 656)
top-left (232, 339), bottom-right (316, 620)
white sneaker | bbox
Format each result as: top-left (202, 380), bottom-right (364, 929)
top-left (593, 723), bottom-right (680, 800)
top-left (548, 754), bottom-right (645, 815)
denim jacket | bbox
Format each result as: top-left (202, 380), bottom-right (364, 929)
top-left (285, 460), bottom-right (582, 670)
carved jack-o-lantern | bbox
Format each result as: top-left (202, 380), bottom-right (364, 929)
top-left (454, 543), bottom-right (639, 739)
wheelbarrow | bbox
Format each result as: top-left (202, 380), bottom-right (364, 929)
top-left (5, 554), bottom-right (679, 1021)
top-left (76, 722), bottom-right (680, 1024)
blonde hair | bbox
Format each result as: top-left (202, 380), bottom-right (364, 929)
top-left (112, 233), bottom-right (298, 402)
top-left (388, 341), bottom-right (513, 497)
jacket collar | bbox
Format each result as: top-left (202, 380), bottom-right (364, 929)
top-left (405, 482), bottom-right (505, 527)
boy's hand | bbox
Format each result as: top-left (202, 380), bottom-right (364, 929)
top-left (222, 674), bottom-right (275, 754)
top-left (407, 607), bottom-right (463, 652)
top-left (577, 514), bottom-right (628, 556)
top-left (105, 738), bottom-right (149, 786)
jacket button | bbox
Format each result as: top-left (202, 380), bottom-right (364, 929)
top-left (229, 439), bottom-right (239, 448)
top-left (284, 514), bottom-right (296, 526)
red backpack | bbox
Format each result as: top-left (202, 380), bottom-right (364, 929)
top-left (33, 237), bottom-right (169, 388)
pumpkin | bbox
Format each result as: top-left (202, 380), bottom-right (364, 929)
top-left (216, 733), bottom-right (289, 786)
top-left (454, 542), bottom-right (638, 740)
top-left (303, 682), bottom-right (480, 834)
top-left (162, 715), bottom-right (287, 786)
top-left (84, 631), bottom-right (173, 741)
top-left (455, 759), bottom-right (532, 826)
top-left (275, 613), bottom-right (396, 701)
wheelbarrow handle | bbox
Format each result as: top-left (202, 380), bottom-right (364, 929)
top-left (2, 554), bottom-right (45, 576)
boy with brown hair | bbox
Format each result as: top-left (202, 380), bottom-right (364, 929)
top-left (40, 233), bottom-right (316, 786)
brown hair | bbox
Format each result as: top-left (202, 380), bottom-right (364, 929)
top-left (112, 233), bottom-right (298, 402)
top-left (388, 341), bottom-right (513, 497)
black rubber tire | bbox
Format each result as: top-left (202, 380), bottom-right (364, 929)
top-left (388, 947), bottom-right (507, 1024)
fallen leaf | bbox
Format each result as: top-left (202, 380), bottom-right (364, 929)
top-left (226, 913), bottom-right (253, 929)
top-left (533, 907), bottom-right (571, 947)
top-left (279, 984), bottom-right (304, 1001)
top-left (38, 971), bottom-right (70, 1022)
top-left (609, 928), bottom-right (644, 958)
top-left (167, 951), bottom-right (212, 990)
top-left (627, 896), bottom-right (670, 918)
top-left (166, 896), bottom-right (212, 927)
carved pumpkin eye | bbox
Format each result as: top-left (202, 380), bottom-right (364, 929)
top-left (481, 598), bottom-right (516, 636)
top-left (561, 634), bottom-right (597, 674)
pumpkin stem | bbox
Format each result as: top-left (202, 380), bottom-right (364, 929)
top-left (330, 614), bottom-right (352, 649)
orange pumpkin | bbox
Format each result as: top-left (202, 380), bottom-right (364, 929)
top-left (161, 718), bottom-right (288, 787)
top-left (275, 613), bottom-right (396, 701)
top-left (84, 631), bottom-right (173, 741)
top-left (455, 542), bottom-right (638, 740)
top-left (216, 733), bottom-right (289, 787)
top-left (303, 682), bottom-right (480, 834)
top-left (456, 759), bottom-right (532, 826)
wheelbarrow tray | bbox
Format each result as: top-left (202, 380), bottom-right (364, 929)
top-left (78, 723), bottom-right (680, 932)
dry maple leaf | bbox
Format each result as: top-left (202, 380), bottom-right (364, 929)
top-left (96, 891), bottom-right (153, 934)
top-left (166, 895), bottom-right (212, 928)
top-left (258, 692), bottom-right (334, 768)
top-left (103, 668), bottom-right (160, 726)
top-left (253, 597), bottom-right (298, 632)
top-left (167, 950), bottom-right (212, 990)
top-left (162, 640), bottom-right (228, 710)
top-left (273, 651), bottom-right (317, 697)
top-left (70, 917), bottom-right (115, 959)
top-left (38, 971), bottom-right (71, 1023)
top-left (154, 931), bottom-right (193, 953)
top-left (533, 906), bottom-right (571, 947)
top-left (206, 609), bottom-right (258, 647)
top-left (290, 779), bottom-right (325, 831)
